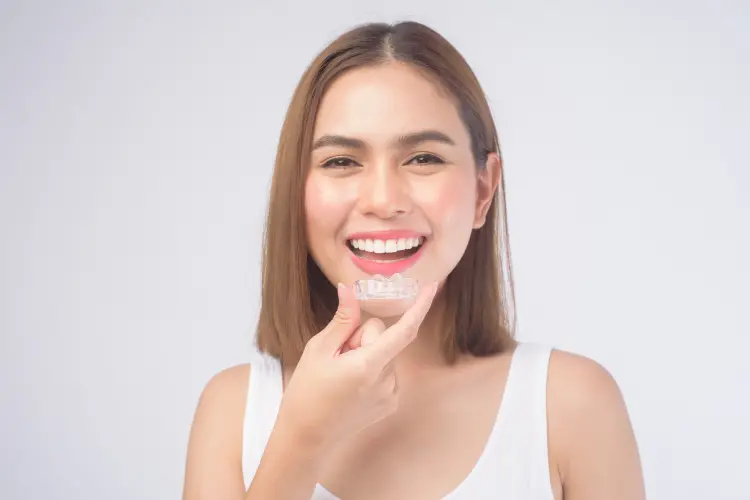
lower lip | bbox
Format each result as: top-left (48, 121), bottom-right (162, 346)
top-left (349, 242), bottom-right (426, 277)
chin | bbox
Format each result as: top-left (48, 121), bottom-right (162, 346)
top-left (358, 296), bottom-right (415, 318)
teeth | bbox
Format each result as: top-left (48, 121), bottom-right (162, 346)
top-left (349, 237), bottom-right (424, 254)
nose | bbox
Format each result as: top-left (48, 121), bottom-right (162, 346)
top-left (357, 166), bottom-right (411, 219)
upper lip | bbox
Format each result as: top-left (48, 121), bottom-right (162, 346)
top-left (346, 230), bottom-right (428, 241)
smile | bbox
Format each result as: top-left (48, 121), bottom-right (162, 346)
top-left (348, 236), bottom-right (424, 260)
top-left (346, 232), bottom-right (427, 277)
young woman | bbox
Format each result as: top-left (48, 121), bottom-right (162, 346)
top-left (182, 21), bottom-right (645, 500)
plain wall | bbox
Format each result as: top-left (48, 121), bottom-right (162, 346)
top-left (1, 1), bottom-right (747, 499)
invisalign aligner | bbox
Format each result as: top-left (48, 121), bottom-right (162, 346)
top-left (354, 273), bottom-right (419, 300)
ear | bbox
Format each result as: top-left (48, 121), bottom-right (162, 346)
top-left (473, 152), bottom-right (501, 229)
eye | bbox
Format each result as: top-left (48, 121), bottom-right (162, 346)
top-left (321, 157), bottom-right (361, 169)
top-left (406, 153), bottom-right (445, 166)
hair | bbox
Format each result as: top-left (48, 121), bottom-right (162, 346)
top-left (256, 21), bottom-right (516, 366)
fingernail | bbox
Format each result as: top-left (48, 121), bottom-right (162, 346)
top-left (337, 283), bottom-right (345, 300)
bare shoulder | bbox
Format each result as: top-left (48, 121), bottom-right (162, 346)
top-left (196, 363), bottom-right (252, 412)
top-left (547, 349), bottom-right (646, 500)
top-left (547, 349), bottom-right (623, 411)
top-left (183, 364), bottom-right (251, 500)
top-left (188, 363), bottom-right (251, 450)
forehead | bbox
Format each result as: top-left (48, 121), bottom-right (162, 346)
top-left (313, 62), bottom-right (470, 147)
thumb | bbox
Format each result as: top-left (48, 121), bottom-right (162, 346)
top-left (360, 318), bottom-right (385, 347)
top-left (320, 283), bottom-right (361, 352)
top-left (343, 317), bottom-right (385, 353)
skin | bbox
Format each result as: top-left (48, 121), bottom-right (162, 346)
top-left (305, 61), bottom-right (486, 313)
top-left (305, 60), bottom-right (498, 369)
top-left (183, 61), bottom-right (646, 500)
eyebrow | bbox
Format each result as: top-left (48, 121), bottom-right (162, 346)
top-left (311, 130), bottom-right (456, 151)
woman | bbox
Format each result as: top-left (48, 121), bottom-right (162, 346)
top-left (183, 21), bottom-right (645, 500)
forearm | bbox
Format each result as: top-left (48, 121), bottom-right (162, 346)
top-left (245, 423), bottom-right (324, 500)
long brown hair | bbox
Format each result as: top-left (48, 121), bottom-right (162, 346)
top-left (256, 21), bottom-right (516, 366)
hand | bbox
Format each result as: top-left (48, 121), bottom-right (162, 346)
top-left (275, 281), bottom-right (438, 454)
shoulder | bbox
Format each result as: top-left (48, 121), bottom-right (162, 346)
top-left (189, 363), bottom-right (252, 446)
top-left (183, 364), bottom-right (254, 496)
top-left (547, 349), bottom-right (623, 413)
top-left (183, 364), bottom-right (252, 492)
top-left (546, 348), bottom-right (629, 445)
top-left (187, 364), bottom-right (252, 434)
top-left (546, 349), bottom-right (645, 499)
top-left (189, 362), bottom-right (252, 437)
top-left (196, 363), bottom-right (252, 410)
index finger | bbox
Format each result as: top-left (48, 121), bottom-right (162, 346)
top-left (364, 281), bottom-right (438, 367)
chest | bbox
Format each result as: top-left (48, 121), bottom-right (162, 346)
top-left (316, 361), bottom-right (509, 500)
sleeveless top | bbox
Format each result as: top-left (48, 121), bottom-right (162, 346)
top-left (241, 342), bottom-right (555, 499)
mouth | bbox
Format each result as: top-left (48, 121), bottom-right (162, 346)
top-left (346, 234), bottom-right (427, 277)
top-left (346, 236), bottom-right (425, 261)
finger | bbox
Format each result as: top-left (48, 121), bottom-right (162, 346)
top-left (366, 281), bottom-right (438, 366)
top-left (320, 283), bottom-right (361, 352)
top-left (340, 326), bottom-right (359, 354)
top-left (360, 318), bottom-right (385, 347)
top-left (342, 317), bottom-right (385, 353)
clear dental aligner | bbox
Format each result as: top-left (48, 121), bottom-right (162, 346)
top-left (354, 273), bottom-right (419, 300)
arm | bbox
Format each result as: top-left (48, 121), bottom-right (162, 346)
top-left (548, 351), bottom-right (646, 500)
top-left (182, 364), bottom-right (321, 500)
top-left (183, 284), bottom-right (436, 499)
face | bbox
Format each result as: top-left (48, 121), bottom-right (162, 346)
top-left (305, 62), bottom-right (498, 316)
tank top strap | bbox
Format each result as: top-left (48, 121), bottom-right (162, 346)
top-left (241, 352), bottom-right (284, 490)
top-left (495, 342), bottom-right (554, 493)
top-left (449, 342), bottom-right (553, 498)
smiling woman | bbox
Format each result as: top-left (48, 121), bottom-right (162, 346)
top-left (261, 28), bottom-right (511, 365)
top-left (182, 21), bottom-right (645, 500)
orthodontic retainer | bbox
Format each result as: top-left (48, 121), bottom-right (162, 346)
top-left (354, 273), bottom-right (419, 300)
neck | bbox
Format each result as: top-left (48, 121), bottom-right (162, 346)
top-left (361, 289), bottom-right (450, 372)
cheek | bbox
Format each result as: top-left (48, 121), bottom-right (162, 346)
top-left (416, 171), bottom-right (477, 232)
top-left (304, 175), bottom-right (354, 242)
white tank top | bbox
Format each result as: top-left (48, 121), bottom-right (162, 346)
top-left (242, 342), bottom-right (555, 499)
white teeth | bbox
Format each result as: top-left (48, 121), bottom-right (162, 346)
top-left (349, 236), bottom-right (424, 254)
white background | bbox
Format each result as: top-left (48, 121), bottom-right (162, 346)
top-left (1, 1), bottom-right (747, 499)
